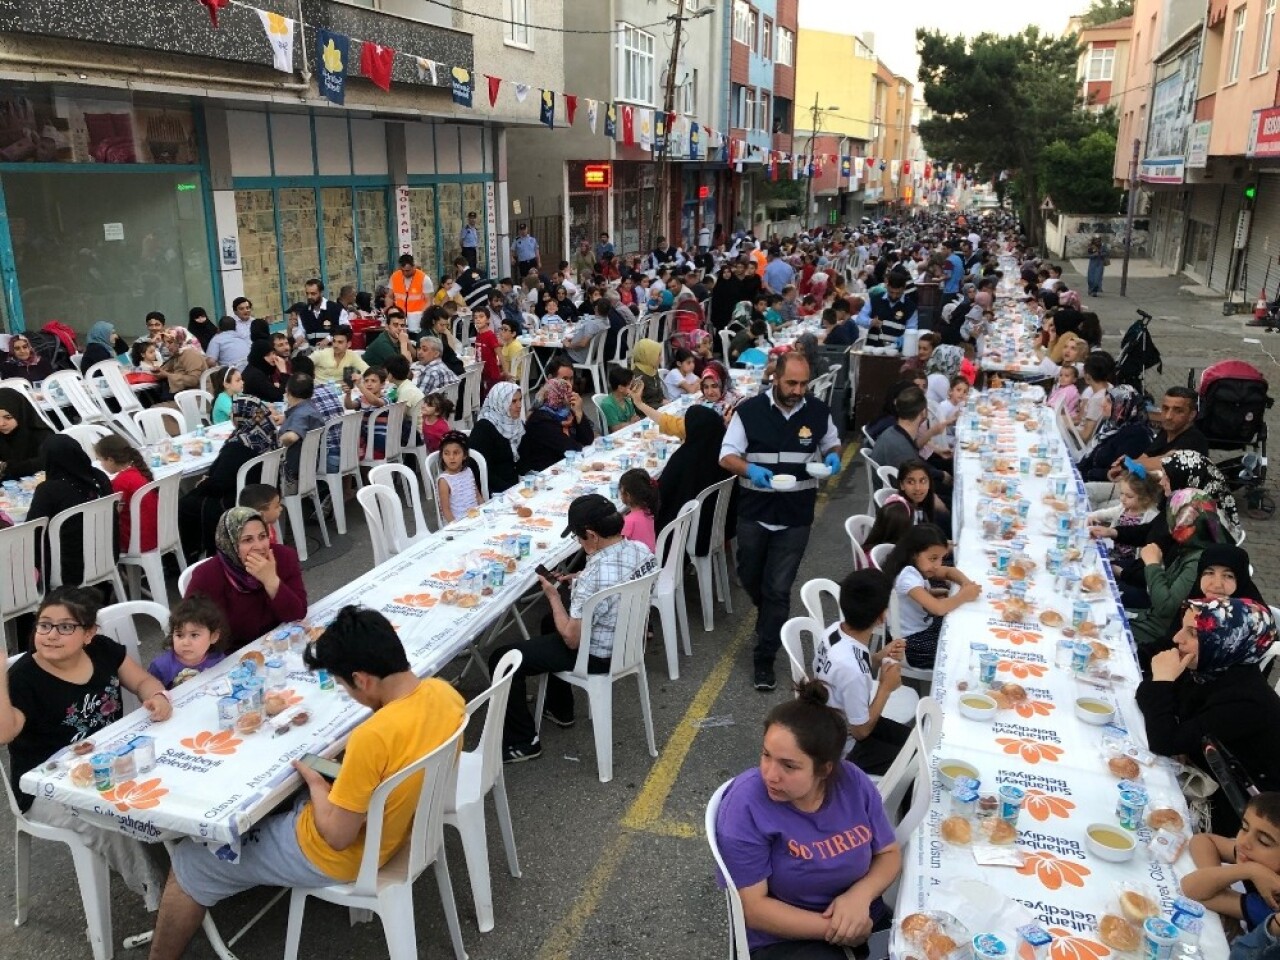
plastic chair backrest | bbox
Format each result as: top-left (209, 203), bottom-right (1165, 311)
top-left (845, 514), bottom-right (874, 569)
top-left (705, 781), bottom-right (752, 960)
top-left (346, 718), bottom-right (467, 898)
top-left (235, 447), bottom-right (283, 498)
top-left (873, 487), bottom-right (897, 509)
top-left (125, 471), bottom-right (184, 557)
top-left (800, 578), bottom-right (841, 631)
top-left (362, 402), bottom-right (407, 463)
top-left (96, 600), bottom-right (165, 713)
top-left (0, 378), bottom-right (59, 432)
top-left (779, 616), bottom-right (817, 688)
top-left (568, 568), bottom-right (659, 677)
top-left (869, 542), bottom-right (894, 572)
top-left (0, 518), bottom-right (46, 619)
top-left (61, 423), bottom-right (113, 460)
top-left (460, 366), bottom-right (483, 426)
top-left (916, 697), bottom-right (943, 755)
top-left (86, 358), bottom-right (144, 415)
top-left (369, 462), bottom-right (429, 546)
top-left (717, 328), bottom-right (734, 364)
top-left (875, 728), bottom-right (921, 840)
top-left (45, 370), bottom-right (105, 425)
top-left (173, 389), bottom-right (212, 431)
top-left (465, 649), bottom-right (522, 797)
top-left (134, 407), bottom-right (186, 444)
top-left (177, 557), bottom-right (211, 597)
top-left (325, 411), bottom-right (365, 476)
top-left (876, 465), bottom-right (899, 489)
top-left (47, 494), bottom-right (122, 589)
top-left (356, 485), bottom-right (402, 565)
top-left (424, 446), bottom-right (490, 528)
top-left (292, 427), bottom-right (327, 498)
top-left (654, 500), bottom-right (698, 593)
top-left (199, 365), bottom-right (223, 397)
top-left (859, 448), bottom-right (882, 486)
top-left (590, 394), bottom-right (610, 435)
top-left (685, 475), bottom-right (735, 560)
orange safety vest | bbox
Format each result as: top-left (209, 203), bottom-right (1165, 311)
top-left (390, 269), bottom-right (429, 315)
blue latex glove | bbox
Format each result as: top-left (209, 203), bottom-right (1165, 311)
top-left (746, 464), bottom-right (774, 489)
top-left (824, 452), bottom-right (842, 475)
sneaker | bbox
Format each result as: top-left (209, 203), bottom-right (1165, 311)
top-left (753, 667), bottom-right (777, 692)
top-left (503, 741), bottom-right (543, 764)
top-left (541, 707), bottom-right (576, 728)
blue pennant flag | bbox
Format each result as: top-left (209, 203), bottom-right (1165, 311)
top-left (604, 103), bottom-right (617, 139)
top-left (540, 89), bottom-right (555, 129)
top-left (451, 66), bottom-right (474, 108)
top-left (315, 29), bottom-right (348, 105)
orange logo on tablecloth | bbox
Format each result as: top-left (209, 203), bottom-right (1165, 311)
top-left (519, 517), bottom-right (554, 528)
top-left (1022, 789), bottom-right (1076, 821)
top-left (1016, 852), bottom-right (1092, 891)
top-left (990, 627), bottom-right (1040, 646)
top-left (392, 593), bottom-right (438, 608)
top-left (430, 569), bottom-right (463, 583)
top-left (102, 777), bottom-right (168, 812)
top-left (1014, 699), bottom-right (1055, 719)
top-left (995, 737), bottom-right (1064, 764)
top-left (181, 730), bottom-right (242, 756)
top-left (275, 689), bottom-right (304, 707)
top-left (998, 659), bottom-right (1048, 679)
top-left (1045, 927), bottom-right (1110, 960)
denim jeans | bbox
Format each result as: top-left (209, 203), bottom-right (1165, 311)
top-left (489, 634), bottom-right (610, 747)
top-left (736, 520), bottom-right (812, 671)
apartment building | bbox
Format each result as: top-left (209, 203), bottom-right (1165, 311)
top-left (865, 61), bottom-right (914, 211)
top-left (1074, 16), bottom-right (1133, 112)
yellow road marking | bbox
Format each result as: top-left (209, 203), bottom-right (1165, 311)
top-left (534, 833), bottom-right (635, 960)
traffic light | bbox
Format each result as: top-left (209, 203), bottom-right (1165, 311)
top-left (1245, 183), bottom-right (1258, 208)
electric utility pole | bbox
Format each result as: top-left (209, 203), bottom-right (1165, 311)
top-left (803, 91), bottom-right (821, 232)
top-left (649, 0), bottom-right (686, 258)
top-left (1120, 137), bottom-right (1140, 298)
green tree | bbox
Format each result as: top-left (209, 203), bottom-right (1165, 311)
top-left (1080, 0), bottom-right (1135, 27)
top-left (916, 26), bottom-right (1107, 245)
top-left (1040, 129), bottom-right (1124, 214)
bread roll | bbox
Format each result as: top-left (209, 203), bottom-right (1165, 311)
top-left (1099, 915), bottom-right (1140, 951)
top-left (940, 816), bottom-right (972, 844)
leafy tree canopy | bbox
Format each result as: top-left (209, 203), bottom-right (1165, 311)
top-left (1080, 0), bottom-right (1134, 28)
top-left (1040, 128), bottom-right (1124, 215)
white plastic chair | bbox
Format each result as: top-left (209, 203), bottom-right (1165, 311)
top-left (444, 649), bottom-right (523, 934)
top-left (359, 402), bottom-right (408, 470)
top-left (96, 600), bottom-right (162, 713)
top-left (779, 616), bottom-right (819, 689)
top-left (873, 487), bottom-right (897, 509)
top-left (424, 449), bottom-right (491, 531)
top-left (845, 514), bottom-right (874, 570)
top-left (0, 377), bottom-right (60, 432)
top-left (322, 411), bottom-right (365, 536)
top-left (85, 358), bottom-right (145, 419)
top-left (3, 749), bottom-right (116, 960)
top-left (534, 568), bottom-right (660, 783)
top-left (571, 328), bottom-right (608, 397)
top-left (869, 543), bottom-right (894, 571)
top-left (61, 423), bottom-right (113, 461)
top-left (590, 393), bottom-right (611, 435)
top-left (47, 494), bottom-right (126, 599)
top-left (685, 475), bottom-right (735, 632)
top-left (176, 556), bottom-right (211, 597)
top-left (886, 580), bottom-right (935, 690)
top-left (650, 500), bottom-right (698, 680)
top-left (717, 328), bottom-right (734, 364)
top-left (234, 446), bottom-right (284, 499)
top-left (117, 472), bottom-right (186, 608)
top-left (800, 577), bottom-right (842, 631)
top-left (456, 366), bottom-right (483, 429)
top-left (280, 426), bottom-right (331, 562)
top-left (876, 465), bottom-right (899, 490)
top-left (356, 485), bottom-right (402, 566)
top-left (173, 388), bottom-right (212, 432)
top-left (132, 407), bottom-right (185, 444)
top-left (282, 719), bottom-right (469, 960)
top-left (369, 462), bottom-right (431, 548)
top-left (43, 370), bottom-right (109, 431)
top-left (705, 780), bottom-right (752, 960)
top-left (198, 365), bottom-right (223, 398)
top-left (0, 519), bottom-right (46, 651)
top-left (859, 448), bottom-right (883, 516)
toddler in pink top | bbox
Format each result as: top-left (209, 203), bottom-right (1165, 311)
top-left (618, 468), bottom-right (658, 552)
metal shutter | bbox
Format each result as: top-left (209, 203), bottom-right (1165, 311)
top-left (1210, 189), bottom-right (1244, 293)
top-left (1242, 173), bottom-right (1280, 300)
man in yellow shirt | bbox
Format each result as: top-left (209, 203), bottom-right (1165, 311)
top-left (147, 607), bottom-right (464, 960)
top-left (308, 325), bottom-right (368, 385)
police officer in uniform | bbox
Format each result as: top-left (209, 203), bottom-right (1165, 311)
top-left (511, 222), bottom-right (540, 279)
top-left (856, 267), bottom-right (918, 348)
top-left (719, 352), bottom-right (842, 691)
top-left (460, 211), bottom-right (480, 269)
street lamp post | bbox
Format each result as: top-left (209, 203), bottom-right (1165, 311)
top-left (802, 94), bottom-right (839, 231)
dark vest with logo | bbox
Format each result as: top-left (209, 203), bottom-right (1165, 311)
top-left (865, 291), bottom-right (917, 347)
top-left (735, 392), bottom-right (832, 527)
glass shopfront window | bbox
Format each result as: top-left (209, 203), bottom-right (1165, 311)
top-left (437, 183), bottom-right (463, 272)
top-left (235, 189), bottom-right (281, 320)
top-left (7, 168), bottom-right (213, 339)
top-left (321, 186), bottom-right (356, 296)
top-left (355, 189), bottom-right (391, 290)
top-left (406, 187), bottom-right (440, 283)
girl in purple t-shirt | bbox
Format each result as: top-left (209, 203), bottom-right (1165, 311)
top-left (147, 595), bottom-right (228, 690)
top-left (715, 679), bottom-right (901, 958)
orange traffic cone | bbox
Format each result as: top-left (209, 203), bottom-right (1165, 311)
top-left (1256, 290), bottom-right (1268, 321)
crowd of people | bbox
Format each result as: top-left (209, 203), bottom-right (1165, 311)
top-left (0, 207), bottom-right (1278, 960)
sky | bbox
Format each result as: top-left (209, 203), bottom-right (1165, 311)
top-left (797, 0), bottom-right (1088, 84)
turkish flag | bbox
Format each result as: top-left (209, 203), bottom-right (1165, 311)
top-left (487, 75), bottom-right (502, 107)
top-left (622, 104), bottom-right (635, 145)
top-left (865, 157), bottom-right (875, 168)
top-left (361, 42), bottom-right (394, 91)
top-left (565, 94), bottom-right (578, 126)
top-left (198, 0), bottom-right (228, 26)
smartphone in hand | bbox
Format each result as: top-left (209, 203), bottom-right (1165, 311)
top-left (299, 753), bottom-right (342, 783)
top-left (534, 564), bottom-right (552, 581)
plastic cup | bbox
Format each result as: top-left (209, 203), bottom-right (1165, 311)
top-left (1116, 789), bottom-right (1148, 830)
top-left (998, 784), bottom-right (1025, 821)
top-left (979, 652), bottom-right (999, 684)
top-left (1142, 918), bottom-right (1179, 960)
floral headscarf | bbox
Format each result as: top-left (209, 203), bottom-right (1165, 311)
top-left (167, 326), bottom-right (204, 355)
top-left (229, 396), bottom-right (279, 455)
top-left (1186, 597), bottom-right (1277, 680)
top-left (1163, 450), bottom-right (1240, 529)
top-left (214, 506), bottom-right (268, 593)
top-left (1094, 384), bottom-right (1148, 444)
top-left (538, 376), bottom-right (575, 417)
top-left (1168, 489), bottom-right (1226, 549)
top-left (478, 381), bottom-right (525, 459)
top-left (926, 344), bottom-right (963, 380)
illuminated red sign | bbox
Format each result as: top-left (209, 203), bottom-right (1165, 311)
top-left (583, 164), bottom-right (613, 189)
top-left (698, 185), bottom-right (710, 199)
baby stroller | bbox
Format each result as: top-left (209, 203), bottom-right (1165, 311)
top-left (1115, 309), bottom-right (1162, 401)
top-left (1195, 359), bottom-right (1273, 515)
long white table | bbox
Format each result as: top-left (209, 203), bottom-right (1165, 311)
top-left (895, 389), bottom-right (1229, 957)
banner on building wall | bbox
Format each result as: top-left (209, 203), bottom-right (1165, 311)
top-left (395, 186), bottom-right (413, 257)
top-left (1187, 121), bottom-right (1212, 168)
top-left (315, 29), bottom-right (348, 105)
top-left (586, 99), bottom-right (599, 134)
top-left (485, 182), bottom-right (499, 271)
top-left (689, 122), bottom-right (700, 160)
top-left (539, 90), bottom-right (555, 129)
top-left (604, 103), bottom-right (617, 139)
top-left (256, 10), bottom-right (295, 74)
top-left (450, 67), bottom-right (473, 107)
top-left (1248, 107), bottom-right (1280, 158)
top-left (638, 109), bottom-right (653, 152)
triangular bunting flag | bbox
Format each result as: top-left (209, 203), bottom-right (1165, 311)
top-left (586, 98), bottom-right (598, 134)
top-left (256, 10), bottom-right (294, 74)
top-left (539, 90), bottom-right (555, 129)
top-left (416, 58), bottom-right (437, 84)
top-left (605, 103), bottom-right (617, 139)
top-left (865, 157), bottom-right (875, 168)
top-left (451, 66), bottom-right (473, 107)
top-left (198, 0), bottom-right (228, 27)
top-left (361, 41), bottom-right (394, 91)
top-left (315, 29), bottom-right (348, 105)
top-left (514, 83), bottom-right (531, 103)
top-left (565, 95), bottom-right (578, 127)
top-left (486, 75), bottom-right (502, 107)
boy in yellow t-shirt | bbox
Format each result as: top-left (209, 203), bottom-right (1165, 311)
top-left (149, 607), bottom-right (464, 960)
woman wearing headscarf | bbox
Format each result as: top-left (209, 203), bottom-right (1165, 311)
top-left (1076, 385), bottom-right (1152, 481)
top-left (1137, 597), bottom-right (1280, 834)
top-left (27, 434), bottom-right (115, 587)
top-left (924, 344), bottom-right (963, 407)
top-left (1160, 449), bottom-right (1241, 531)
top-left (468, 382), bottom-right (525, 493)
top-left (241, 337), bottom-right (286, 403)
top-left (187, 307), bottom-right (217, 352)
top-left (656, 405), bottom-right (734, 557)
top-left (79, 321), bottom-right (122, 373)
top-left (177, 396), bottom-right (280, 557)
top-left (1127, 490), bottom-right (1229, 649)
top-left (183, 506), bottom-right (307, 652)
top-left (0, 387), bottom-right (53, 480)
top-left (709, 264), bottom-right (739, 333)
top-left (518, 377), bottom-right (595, 473)
top-left (0, 335), bottom-right (53, 384)
top-left (155, 326), bottom-right (206, 397)
top-left (630, 338), bottom-right (667, 408)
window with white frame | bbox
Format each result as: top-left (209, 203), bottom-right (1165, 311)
top-left (679, 68), bottom-right (698, 115)
top-left (1087, 45), bottom-right (1115, 81)
top-left (777, 27), bottom-right (794, 66)
top-left (1228, 5), bottom-right (1246, 82)
top-left (617, 23), bottom-right (656, 104)
top-left (759, 91), bottom-right (771, 133)
top-left (732, 1), bottom-right (752, 45)
top-left (732, 84), bottom-right (746, 127)
top-left (1259, 0), bottom-right (1276, 71)
top-left (762, 17), bottom-right (773, 59)
top-left (506, 0), bottom-right (531, 46)
top-left (749, 9), bottom-right (759, 52)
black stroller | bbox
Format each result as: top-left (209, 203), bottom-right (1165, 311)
top-left (1195, 359), bottom-right (1273, 516)
top-left (1115, 309), bottom-right (1162, 402)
